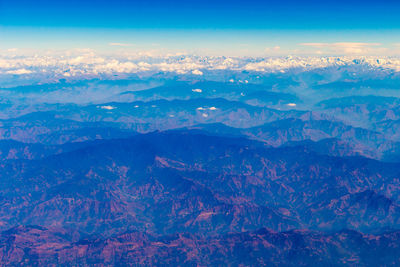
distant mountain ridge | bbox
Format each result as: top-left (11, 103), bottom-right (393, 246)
top-left (1, 70), bottom-right (400, 264)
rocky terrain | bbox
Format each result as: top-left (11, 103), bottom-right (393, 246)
top-left (1, 65), bottom-right (400, 265)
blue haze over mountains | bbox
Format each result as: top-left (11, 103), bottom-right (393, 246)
top-left (1, 59), bottom-right (400, 265)
top-left (3, 0), bottom-right (400, 263)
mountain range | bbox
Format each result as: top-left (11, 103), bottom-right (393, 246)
top-left (1, 65), bottom-right (400, 265)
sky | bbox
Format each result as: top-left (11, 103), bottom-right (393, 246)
top-left (1, 0), bottom-right (400, 56)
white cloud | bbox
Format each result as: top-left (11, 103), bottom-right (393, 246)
top-left (300, 42), bottom-right (384, 55)
top-left (67, 55), bottom-right (105, 65)
top-left (2, 48), bottom-right (400, 79)
top-left (99, 105), bottom-right (116, 110)
top-left (265, 46), bottom-right (281, 52)
top-left (94, 60), bottom-right (139, 73)
top-left (6, 68), bottom-right (32, 75)
top-left (192, 69), bottom-right (203, 75)
top-left (109, 43), bottom-right (133, 47)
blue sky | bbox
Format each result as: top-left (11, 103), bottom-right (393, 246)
top-left (1, 0), bottom-right (400, 55)
top-left (2, 0), bottom-right (400, 30)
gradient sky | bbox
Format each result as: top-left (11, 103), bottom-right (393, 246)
top-left (1, 0), bottom-right (400, 56)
